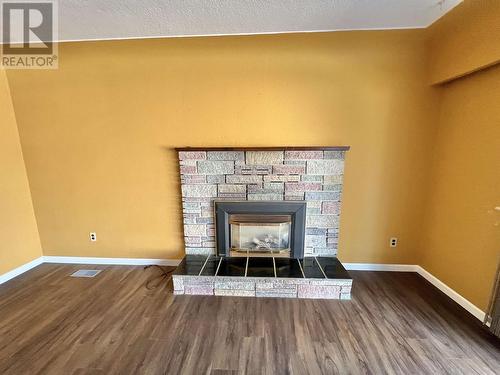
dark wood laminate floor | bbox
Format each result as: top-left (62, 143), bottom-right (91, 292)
top-left (0, 264), bottom-right (498, 374)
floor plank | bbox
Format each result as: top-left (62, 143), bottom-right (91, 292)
top-left (0, 264), bottom-right (498, 374)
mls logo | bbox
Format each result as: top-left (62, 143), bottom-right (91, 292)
top-left (1, 0), bottom-right (58, 68)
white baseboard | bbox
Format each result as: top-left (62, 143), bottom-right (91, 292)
top-left (344, 263), bottom-right (418, 272)
top-left (415, 265), bottom-right (485, 321)
top-left (1, 258), bottom-right (485, 322)
top-left (42, 256), bottom-right (182, 266)
top-left (0, 256), bottom-right (44, 285)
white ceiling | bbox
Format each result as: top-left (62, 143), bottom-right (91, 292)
top-left (8, 0), bottom-right (464, 43)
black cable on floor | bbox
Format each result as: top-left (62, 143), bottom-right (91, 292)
top-left (143, 264), bottom-right (175, 290)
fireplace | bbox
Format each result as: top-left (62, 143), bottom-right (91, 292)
top-left (174, 147), bottom-right (353, 300)
top-left (215, 201), bottom-right (306, 258)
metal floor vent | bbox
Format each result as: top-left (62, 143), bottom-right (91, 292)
top-left (70, 270), bottom-right (102, 278)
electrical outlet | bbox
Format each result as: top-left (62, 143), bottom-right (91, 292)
top-left (90, 232), bottom-right (97, 242)
top-left (390, 237), bottom-right (398, 247)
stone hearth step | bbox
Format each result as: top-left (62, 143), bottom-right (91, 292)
top-left (172, 256), bottom-right (352, 299)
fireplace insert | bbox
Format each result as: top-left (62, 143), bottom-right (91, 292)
top-left (214, 201), bottom-right (306, 258)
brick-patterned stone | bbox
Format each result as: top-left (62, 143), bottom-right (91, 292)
top-left (182, 202), bottom-right (200, 210)
top-left (197, 160), bottom-right (234, 175)
top-left (298, 285), bottom-right (341, 299)
top-left (306, 201), bottom-right (321, 209)
top-left (236, 165), bottom-right (272, 175)
top-left (182, 184), bottom-right (217, 198)
top-left (180, 159), bottom-right (197, 166)
top-left (225, 175), bottom-right (263, 184)
top-left (247, 186), bottom-right (282, 194)
top-left (207, 151), bottom-right (245, 161)
top-left (218, 184), bottom-right (247, 194)
top-left (215, 289), bottom-right (255, 297)
top-left (246, 151), bottom-right (284, 165)
top-left (263, 182), bottom-right (284, 190)
top-left (215, 280), bottom-right (255, 290)
top-left (306, 228), bottom-right (327, 235)
top-left (285, 150), bottom-right (324, 160)
top-left (185, 285), bottom-right (214, 295)
top-left (179, 151), bottom-right (206, 160)
top-left (217, 193), bottom-right (246, 199)
top-left (305, 191), bottom-right (341, 201)
top-left (285, 182), bottom-right (321, 192)
top-left (323, 184), bottom-right (343, 192)
top-left (178, 148), bottom-right (347, 258)
top-left (180, 165), bottom-right (197, 174)
top-left (273, 164), bottom-right (306, 175)
top-left (181, 175), bottom-right (206, 184)
top-left (207, 175), bottom-right (226, 183)
top-left (185, 247), bottom-right (214, 255)
top-left (185, 236), bottom-right (202, 245)
top-left (284, 193), bottom-right (305, 201)
top-left (305, 235), bottom-right (327, 248)
top-left (306, 215), bottom-right (338, 228)
top-left (323, 175), bottom-right (343, 184)
top-left (307, 160), bottom-right (344, 175)
top-left (301, 175), bottom-right (323, 182)
top-left (201, 208), bottom-right (213, 217)
top-left (184, 224), bottom-right (206, 236)
top-left (324, 151), bottom-right (345, 160)
top-left (256, 291), bottom-right (297, 298)
top-left (322, 201), bottom-right (341, 214)
top-left (183, 197), bottom-right (213, 203)
top-left (196, 217), bottom-right (214, 224)
top-left (182, 213), bottom-right (198, 224)
top-left (327, 237), bottom-right (338, 245)
top-left (284, 161), bottom-right (307, 166)
top-left (172, 276), bottom-right (184, 292)
top-left (263, 175), bottom-right (300, 183)
top-left (248, 193), bottom-right (283, 201)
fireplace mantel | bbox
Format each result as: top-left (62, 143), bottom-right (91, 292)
top-left (176, 146), bottom-right (350, 152)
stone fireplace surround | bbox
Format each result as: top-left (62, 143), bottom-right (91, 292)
top-left (173, 147), bottom-right (353, 300)
top-left (177, 146), bottom-right (348, 257)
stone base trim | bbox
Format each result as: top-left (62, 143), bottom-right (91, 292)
top-left (173, 275), bottom-right (352, 300)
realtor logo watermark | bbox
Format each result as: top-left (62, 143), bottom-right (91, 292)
top-left (1, 0), bottom-right (58, 69)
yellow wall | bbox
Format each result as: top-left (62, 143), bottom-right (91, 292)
top-left (427, 0), bottom-right (500, 84)
top-left (419, 64), bottom-right (500, 311)
top-left (6, 31), bottom-right (438, 262)
top-left (0, 69), bottom-right (43, 275)
top-left (420, 0), bottom-right (500, 311)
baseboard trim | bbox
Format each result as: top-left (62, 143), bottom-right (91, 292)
top-left (42, 256), bottom-right (182, 266)
top-left (415, 265), bottom-right (485, 321)
top-left (344, 263), bottom-right (418, 272)
top-left (1, 258), bottom-right (485, 322)
top-left (0, 256), bottom-right (44, 285)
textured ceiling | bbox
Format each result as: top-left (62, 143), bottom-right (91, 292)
top-left (6, 0), bottom-right (464, 43)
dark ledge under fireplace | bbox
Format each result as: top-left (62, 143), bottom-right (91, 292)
top-left (173, 255), bottom-right (352, 299)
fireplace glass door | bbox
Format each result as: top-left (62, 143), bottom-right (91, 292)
top-left (229, 214), bottom-right (291, 257)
